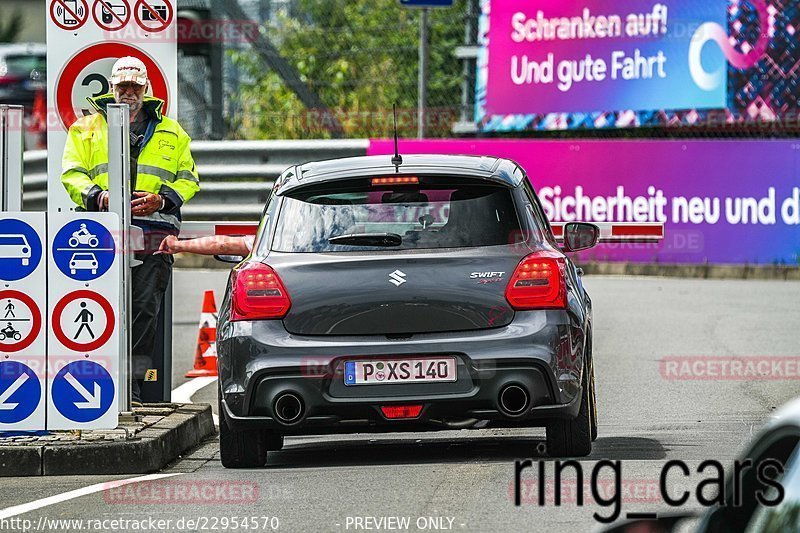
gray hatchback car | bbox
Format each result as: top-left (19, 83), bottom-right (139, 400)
top-left (216, 154), bottom-right (600, 468)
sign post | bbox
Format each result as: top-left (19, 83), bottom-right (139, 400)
top-left (418, 8), bottom-right (429, 138)
top-left (107, 103), bottom-right (133, 415)
top-left (0, 105), bottom-right (24, 212)
top-left (398, 0), bottom-right (454, 138)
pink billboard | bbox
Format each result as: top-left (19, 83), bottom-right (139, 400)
top-left (368, 139), bottom-right (800, 265)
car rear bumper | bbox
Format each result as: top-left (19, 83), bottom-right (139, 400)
top-left (218, 310), bottom-right (587, 433)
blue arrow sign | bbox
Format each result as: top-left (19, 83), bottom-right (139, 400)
top-left (52, 361), bottom-right (115, 423)
top-left (399, 0), bottom-right (454, 7)
top-left (0, 361), bottom-right (41, 424)
top-left (0, 219), bottom-right (43, 282)
top-left (52, 219), bottom-right (116, 281)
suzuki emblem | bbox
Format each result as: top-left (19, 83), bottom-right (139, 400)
top-left (389, 270), bottom-right (407, 286)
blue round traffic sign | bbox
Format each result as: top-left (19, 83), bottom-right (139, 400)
top-left (0, 361), bottom-right (41, 424)
top-left (0, 219), bottom-right (43, 282)
top-left (52, 361), bottom-right (115, 423)
top-left (52, 219), bottom-right (116, 281)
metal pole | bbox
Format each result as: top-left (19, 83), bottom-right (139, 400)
top-left (0, 105), bottom-right (24, 211)
top-left (417, 8), bottom-right (429, 139)
top-left (107, 104), bottom-right (133, 415)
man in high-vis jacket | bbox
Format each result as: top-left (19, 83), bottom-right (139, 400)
top-left (61, 56), bottom-right (200, 404)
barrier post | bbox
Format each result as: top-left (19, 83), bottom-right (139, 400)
top-left (0, 105), bottom-right (24, 211)
top-left (107, 104), bottom-right (133, 415)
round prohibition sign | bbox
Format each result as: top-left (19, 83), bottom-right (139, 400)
top-left (0, 291), bottom-right (41, 352)
top-left (134, 0), bottom-right (173, 33)
top-left (52, 290), bottom-right (115, 352)
top-left (92, 0), bottom-right (131, 32)
top-left (55, 42), bottom-right (170, 130)
top-left (50, 0), bottom-right (90, 31)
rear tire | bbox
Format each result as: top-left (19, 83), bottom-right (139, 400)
top-left (265, 432), bottom-right (284, 451)
top-left (546, 367), bottom-right (592, 457)
top-left (219, 395), bottom-right (268, 468)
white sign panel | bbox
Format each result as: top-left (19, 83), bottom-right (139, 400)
top-left (0, 213), bottom-right (47, 431)
top-left (46, 0), bottom-right (177, 211)
top-left (47, 212), bottom-right (120, 430)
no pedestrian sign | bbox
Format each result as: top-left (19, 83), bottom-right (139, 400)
top-left (52, 290), bottom-right (116, 353)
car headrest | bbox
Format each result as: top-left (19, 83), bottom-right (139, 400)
top-left (381, 192), bottom-right (429, 204)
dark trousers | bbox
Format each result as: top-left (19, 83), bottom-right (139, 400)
top-left (130, 253), bottom-right (173, 402)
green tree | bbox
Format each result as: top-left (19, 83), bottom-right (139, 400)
top-left (0, 9), bottom-right (24, 43)
top-left (231, 0), bottom-right (466, 139)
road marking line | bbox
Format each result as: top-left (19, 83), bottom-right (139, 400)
top-left (0, 473), bottom-right (181, 520)
top-left (171, 376), bottom-right (219, 426)
top-left (171, 376), bottom-right (216, 404)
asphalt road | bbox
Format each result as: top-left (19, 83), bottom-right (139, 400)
top-left (2, 271), bottom-right (799, 532)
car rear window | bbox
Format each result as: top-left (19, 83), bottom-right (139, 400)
top-left (2, 55), bottom-right (46, 78)
top-left (271, 177), bottom-right (523, 252)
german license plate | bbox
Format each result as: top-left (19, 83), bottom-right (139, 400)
top-left (344, 358), bottom-right (457, 386)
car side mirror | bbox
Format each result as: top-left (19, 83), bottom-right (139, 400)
top-left (214, 255), bottom-right (244, 264)
top-left (562, 222), bottom-right (599, 252)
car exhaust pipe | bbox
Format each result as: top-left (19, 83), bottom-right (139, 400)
top-left (498, 384), bottom-right (530, 417)
top-left (273, 392), bottom-right (305, 425)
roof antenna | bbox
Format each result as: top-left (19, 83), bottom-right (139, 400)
top-left (391, 103), bottom-right (403, 172)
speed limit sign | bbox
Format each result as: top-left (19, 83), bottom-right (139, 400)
top-left (54, 42), bottom-right (170, 130)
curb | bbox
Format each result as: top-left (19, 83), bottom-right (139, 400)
top-left (0, 404), bottom-right (216, 477)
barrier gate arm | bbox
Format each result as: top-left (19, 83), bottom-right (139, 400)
top-left (180, 221), bottom-right (665, 242)
top-left (551, 222), bottom-right (665, 243)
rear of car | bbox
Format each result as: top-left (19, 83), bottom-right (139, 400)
top-left (216, 155), bottom-right (598, 467)
top-left (0, 44), bottom-right (47, 109)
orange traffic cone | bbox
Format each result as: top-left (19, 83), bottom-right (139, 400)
top-left (185, 290), bottom-right (218, 378)
top-left (29, 89), bottom-right (47, 149)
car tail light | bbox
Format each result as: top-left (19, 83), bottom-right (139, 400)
top-left (505, 251), bottom-right (567, 310)
top-left (371, 176), bottom-right (419, 186)
top-left (380, 405), bottom-right (423, 419)
top-left (231, 262), bottom-right (291, 321)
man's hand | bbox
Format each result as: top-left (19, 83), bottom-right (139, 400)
top-left (131, 191), bottom-right (162, 216)
top-left (156, 235), bottom-right (179, 255)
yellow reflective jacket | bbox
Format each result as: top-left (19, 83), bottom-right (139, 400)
top-left (61, 94), bottom-right (199, 233)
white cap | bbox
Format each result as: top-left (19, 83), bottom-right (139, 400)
top-left (109, 56), bottom-right (148, 86)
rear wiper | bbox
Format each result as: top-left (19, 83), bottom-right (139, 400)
top-left (328, 233), bottom-right (402, 247)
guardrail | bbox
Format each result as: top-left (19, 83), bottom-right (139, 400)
top-left (22, 139), bottom-right (370, 219)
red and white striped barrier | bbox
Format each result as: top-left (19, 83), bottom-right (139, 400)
top-left (179, 221), bottom-right (259, 239)
top-left (550, 222), bottom-right (664, 243)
